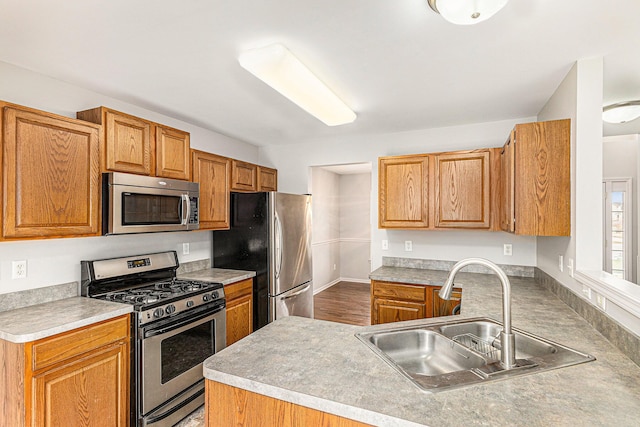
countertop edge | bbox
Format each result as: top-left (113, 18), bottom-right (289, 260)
top-left (178, 268), bottom-right (256, 285)
top-left (204, 369), bottom-right (424, 427)
top-left (0, 299), bottom-right (132, 343)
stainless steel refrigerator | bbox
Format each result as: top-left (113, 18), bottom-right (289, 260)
top-left (212, 192), bottom-right (313, 330)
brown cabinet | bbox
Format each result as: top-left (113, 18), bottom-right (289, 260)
top-left (434, 150), bottom-right (491, 229)
top-left (230, 159), bottom-right (258, 192)
top-left (1, 102), bottom-right (101, 239)
top-left (191, 150), bottom-right (230, 230)
top-left (0, 315), bottom-right (130, 427)
top-left (378, 154), bottom-right (429, 228)
top-left (155, 125), bottom-right (190, 180)
top-left (371, 280), bottom-right (461, 325)
top-left (207, 380), bottom-right (371, 426)
top-left (77, 106), bottom-right (190, 179)
top-left (500, 119), bottom-right (571, 236)
top-left (225, 278), bottom-right (254, 346)
top-left (258, 166), bottom-right (278, 191)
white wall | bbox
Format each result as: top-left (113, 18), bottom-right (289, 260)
top-left (0, 61), bottom-right (259, 294)
top-left (310, 168), bottom-right (341, 292)
top-left (603, 134), bottom-right (639, 282)
top-left (260, 118), bottom-right (539, 271)
top-left (339, 173), bottom-right (371, 282)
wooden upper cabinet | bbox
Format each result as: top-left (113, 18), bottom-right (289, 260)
top-left (156, 125), bottom-right (190, 180)
top-left (231, 159), bottom-right (257, 192)
top-left (500, 131), bottom-right (515, 233)
top-left (503, 119), bottom-right (571, 236)
top-left (2, 103), bottom-right (101, 239)
top-left (257, 166), bottom-right (278, 191)
top-left (191, 150), bottom-right (230, 230)
top-left (77, 106), bottom-right (190, 179)
top-left (434, 150), bottom-right (490, 229)
top-left (378, 154), bottom-right (429, 228)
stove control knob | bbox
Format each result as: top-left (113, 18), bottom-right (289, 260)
top-left (165, 304), bottom-right (176, 315)
top-left (211, 291), bottom-right (219, 299)
top-left (153, 308), bottom-right (165, 319)
top-left (186, 300), bottom-right (194, 308)
top-left (203, 293), bottom-right (210, 302)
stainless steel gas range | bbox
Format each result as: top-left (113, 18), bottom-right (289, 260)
top-left (81, 251), bottom-right (226, 427)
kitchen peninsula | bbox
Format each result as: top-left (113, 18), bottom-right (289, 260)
top-left (204, 269), bottom-right (640, 426)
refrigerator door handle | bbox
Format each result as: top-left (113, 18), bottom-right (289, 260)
top-left (274, 212), bottom-right (283, 279)
top-left (281, 284), bottom-right (311, 301)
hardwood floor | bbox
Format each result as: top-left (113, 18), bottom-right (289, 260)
top-left (314, 281), bottom-right (371, 326)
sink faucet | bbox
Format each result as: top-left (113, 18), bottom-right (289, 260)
top-left (440, 258), bottom-right (517, 370)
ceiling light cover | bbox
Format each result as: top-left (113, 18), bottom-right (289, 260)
top-left (603, 101), bottom-right (640, 124)
top-left (238, 44), bottom-right (356, 126)
top-left (428, 0), bottom-right (509, 25)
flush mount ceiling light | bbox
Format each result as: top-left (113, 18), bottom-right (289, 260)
top-left (427, 0), bottom-right (509, 25)
top-left (238, 44), bottom-right (356, 126)
top-left (602, 101), bottom-right (640, 124)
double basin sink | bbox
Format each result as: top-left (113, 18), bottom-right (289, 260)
top-left (356, 317), bottom-right (595, 392)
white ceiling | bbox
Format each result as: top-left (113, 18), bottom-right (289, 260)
top-left (1, 0), bottom-right (639, 146)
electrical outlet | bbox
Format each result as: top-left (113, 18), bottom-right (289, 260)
top-left (333, 263), bottom-right (337, 271)
top-left (182, 243), bottom-right (190, 255)
top-left (582, 286), bottom-right (592, 300)
top-left (595, 294), bottom-right (606, 311)
top-left (503, 244), bottom-right (512, 256)
top-left (558, 255), bottom-right (564, 272)
top-left (404, 241), bottom-right (413, 252)
top-left (12, 260), bottom-right (27, 279)
top-left (382, 240), bottom-right (389, 250)
top-left (567, 258), bottom-right (574, 278)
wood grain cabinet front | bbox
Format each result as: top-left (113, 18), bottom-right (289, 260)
top-left (1, 102), bottom-right (101, 239)
top-left (500, 119), bottom-right (571, 236)
top-left (230, 159), bottom-right (258, 192)
top-left (257, 166), bottom-right (278, 191)
top-left (225, 278), bottom-right (254, 346)
top-left (77, 106), bottom-right (191, 179)
top-left (191, 150), bottom-right (231, 230)
top-left (371, 280), bottom-right (461, 325)
top-left (0, 315), bottom-right (130, 427)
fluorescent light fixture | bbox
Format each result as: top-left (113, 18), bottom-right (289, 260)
top-left (603, 101), bottom-right (640, 124)
top-left (427, 0), bottom-right (509, 25)
top-left (239, 44), bottom-right (356, 126)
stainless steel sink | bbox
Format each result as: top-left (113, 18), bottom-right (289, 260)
top-left (356, 317), bottom-right (595, 392)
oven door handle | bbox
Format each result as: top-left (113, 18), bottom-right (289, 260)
top-left (144, 305), bottom-right (223, 338)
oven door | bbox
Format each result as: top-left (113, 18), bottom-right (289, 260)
top-left (140, 304), bottom-right (225, 416)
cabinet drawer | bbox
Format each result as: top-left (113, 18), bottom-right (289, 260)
top-left (32, 315), bottom-right (129, 372)
top-left (372, 281), bottom-right (426, 302)
top-left (225, 278), bottom-right (253, 302)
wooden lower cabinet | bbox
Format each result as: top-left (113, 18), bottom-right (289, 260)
top-left (206, 380), bottom-right (371, 426)
top-left (0, 315), bottom-right (130, 427)
top-left (371, 280), bottom-right (461, 325)
top-left (225, 278), bottom-right (253, 346)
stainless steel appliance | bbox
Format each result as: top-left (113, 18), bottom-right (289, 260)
top-left (212, 192), bottom-right (313, 330)
top-left (81, 251), bottom-right (225, 427)
top-left (103, 172), bottom-right (200, 235)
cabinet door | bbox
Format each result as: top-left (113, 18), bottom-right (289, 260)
top-left (32, 343), bottom-right (129, 427)
top-left (104, 109), bottom-right (153, 175)
top-left (373, 298), bottom-right (425, 324)
top-left (231, 160), bottom-right (257, 191)
top-left (2, 106), bottom-right (100, 239)
top-left (500, 133), bottom-right (515, 232)
top-left (434, 150), bottom-right (490, 229)
top-left (258, 166), bottom-right (278, 191)
top-left (191, 150), bottom-right (230, 230)
top-left (225, 279), bottom-right (253, 346)
top-left (378, 155), bottom-right (429, 228)
top-left (156, 125), bottom-right (190, 180)
top-left (513, 119), bottom-right (571, 236)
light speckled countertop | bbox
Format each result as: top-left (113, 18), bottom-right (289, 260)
top-left (0, 297), bottom-right (132, 343)
top-left (178, 268), bottom-right (255, 285)
top-left (204, 269), bottom-right (640, 426)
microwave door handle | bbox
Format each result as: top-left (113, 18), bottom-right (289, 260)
top-left (180, 194), bottom-right (190, 225)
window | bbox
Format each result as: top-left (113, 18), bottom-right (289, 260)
top-left (603, 179), bottom-right (632, 281)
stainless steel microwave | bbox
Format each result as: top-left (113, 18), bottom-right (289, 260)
top-left (103, 172), bottom-right (199, 235)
